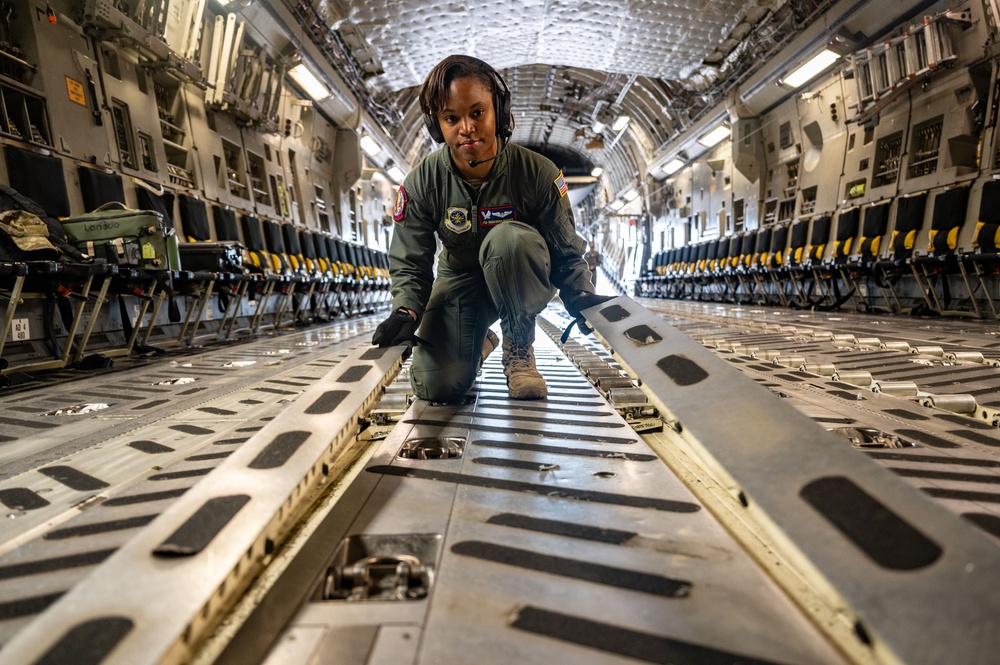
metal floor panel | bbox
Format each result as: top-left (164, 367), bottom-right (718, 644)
top-left (265, 331), bottom-right (847, 665)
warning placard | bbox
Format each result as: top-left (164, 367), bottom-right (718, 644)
top-left (66, 77), bottom-right (86, 106)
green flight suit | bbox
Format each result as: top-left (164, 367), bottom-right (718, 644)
top-left (388, 142), bottom-right (595, 402)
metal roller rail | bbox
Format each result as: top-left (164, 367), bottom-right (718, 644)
top-left (581, 296), bottom-right (1000, 665)
top-left (0, 343), bottom-right (407, 665)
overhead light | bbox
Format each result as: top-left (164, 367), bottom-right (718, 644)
top-left (663, 158), bottom-right (685, 175)
top-left (360, 135), bottom-right (382, 157)
top-left (611, 115), bottom-right (630, 132)
top-left (590, 167), bottom-right (604, 177)
top-left (623, 188), bottom-right (639, 201)
top-left (782, 49), bottom-right (841, 88)
top-left (386, 165), bottom-right (405, 184)
top-left (697, 124), bottom-right (731, 148)
top-left (287, 63), bottom-right (330, 101)
top-left (609, 199), bottom-right (625, 211)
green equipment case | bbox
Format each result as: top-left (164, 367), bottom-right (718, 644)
top-left (61, 202), bottom-right (181, 271)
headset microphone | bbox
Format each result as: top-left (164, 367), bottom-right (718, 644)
top-left (469, 155), bottom-right (498, 168)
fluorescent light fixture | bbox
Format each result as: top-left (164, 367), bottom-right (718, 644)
top-left (611, 115), bottom-right (630, 132)
top-left (590, 167), bottom-right (604, 177)
top-left (609, 199), bottom-right (625, 211)
top-left (386, 165), bottom-right (405, 184)
top-left (697, 124), bottom-right (731, 148)
top-left (287, 63), bottom-right (330, 101)
top-left (782, 49), bottom-right (841, 88)
top-left (624, 188), bottom-right (639, 201)
top-left (360, 135), bottom-right (382, 157)
top-left (663, 158), bottom-right (685, 175)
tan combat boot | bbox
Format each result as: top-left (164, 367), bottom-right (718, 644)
top-left (502, 336), bottom-right (547, 399)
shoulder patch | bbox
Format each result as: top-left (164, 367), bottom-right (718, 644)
top-left (392, 186), bottom-right (408, 224)
top-left (554, 171), bottom-right (568, 198)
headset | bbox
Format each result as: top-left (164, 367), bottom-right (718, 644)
top-left (423, 59), bottom-right (513, 144)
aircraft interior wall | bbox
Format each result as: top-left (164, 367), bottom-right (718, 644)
top-left (639, 1), bottom-right (1000, 317)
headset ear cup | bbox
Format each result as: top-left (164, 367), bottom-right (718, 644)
top-left (494, 73), bottom-right (513, 139)
top-left (423, 112), bottom-right (444, 143)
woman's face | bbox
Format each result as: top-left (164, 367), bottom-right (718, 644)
top-left (436, 77), bottom-right (498, 172)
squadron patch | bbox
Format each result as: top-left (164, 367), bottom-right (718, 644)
top-left (444, 206), bottom-right (472, 234)
top-left (554, 171), bottom-right (568, 198)
top-left (392, 186), bottom-right (408, 224)
top-left (479, 205), bottom-right (516, 226)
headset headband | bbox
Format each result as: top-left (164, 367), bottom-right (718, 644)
top-left (423, 60), bottom-right (513, 144)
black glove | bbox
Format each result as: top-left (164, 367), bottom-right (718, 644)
top-left (372, 309), bottom-right (419, 347)
top-left (563, 291), bottom-right (615, 319)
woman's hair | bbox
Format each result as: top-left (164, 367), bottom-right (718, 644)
top-left (418, 55), bottom-right (501, 116)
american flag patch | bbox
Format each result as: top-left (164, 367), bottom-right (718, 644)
top-left (554, 171), bottom-right (568, 198)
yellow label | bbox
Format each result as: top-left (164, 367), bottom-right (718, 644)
top-left (66, 77), bottom-right (86, 106)
top-left (142, 242), bottom-right (156, 259)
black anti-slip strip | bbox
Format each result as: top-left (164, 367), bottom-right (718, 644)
top-left (922, 487), bottom-right (1000, 503)
top-left (864, 451), bottom-right (1000, 467)
top-left (0, 488), bottom-right (50, 510)
top-left (336, 365), bottom-right (372, 382)
top-left (895, 429), bottom-right (960, 449)
top-left (801, 476), bottom-right (942, 570)
top-left (882, 408), bottom-right (929, 420)
top-left (451, 541), bottom-right (690, 597)
top-left (148, 468), bottom-right (212, 481)
top-left (510, 606), bottom-right (794, 665)
top-left (253, 387), bottom-right (297, 395)
top-left (186, 451), bottom-right (232, 461)
top-left (947, 430), bottom-right (1000, 447)
top-left (0, 548), bottom-right (116, 579)
top-left (215, 437), bottom-right (250, 445)
top-left (102, 488), bottom-right (187, 506)
top-left (473, 456), bottom-right (563, 470)
top-left (154, 494), bottom-right (250, 556)
top-left (304, 390), bottom-right (348, 414)
top-left (0, 415), bottom-right (59, 429)
top-left (170, 424), bottom-right (215, 435)
top-left (473, 439), bottom-right (656, 461)
top-left (460, 405), bottom-right (615, 417)
top-left (0, 592), bottom-right (63, 620)
top-left (38, 466), bottom-right (109, 491)
top-left (198, 406), bottom-right (237, 416)
top-left (45, 515), bottom-right (157, 540)
top-left (487, 512), bottom-right (637, 545)
top-left (476, 394), bottom-right (605, 407)
top-left (366, 465), bottom-right (699, 512)
top-left (75, 390), bottom-right (138, 401)
top-left (34, 616), bottom-right (134, 665)
top-left (249, 430), bottom-right (310, 469)
top-left (938, 414), bottom-right (998, 430)
top-left (132, 399), bottom-right (170, 410)
top-left (463, 412), bottom-right (624, 429)
top-left (360, 346), bottom-right (393, 360)
top-left (962, 512), bottom-right (1000, 538)
top-left (267, 379), bottom-right (310, 387)
top-left (402, 419), bottom-right (635, 444)
top-left (890, 467), bottom-right (1000, 484)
